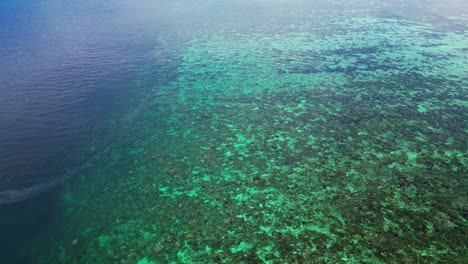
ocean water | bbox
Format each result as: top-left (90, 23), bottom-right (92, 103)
top-left (0, 0), bottom-right (466, 263)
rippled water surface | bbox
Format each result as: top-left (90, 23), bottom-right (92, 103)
top-left (0, 0), bottom-right (466, 263)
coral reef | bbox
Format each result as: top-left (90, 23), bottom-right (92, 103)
top-left (32, 10), bottom-right (467, 264)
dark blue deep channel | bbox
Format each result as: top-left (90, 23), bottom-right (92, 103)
top-left (0, 1), bottom-right (162, 262)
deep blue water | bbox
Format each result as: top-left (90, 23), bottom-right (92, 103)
top-left (0, 0), bottom-right (160, 262)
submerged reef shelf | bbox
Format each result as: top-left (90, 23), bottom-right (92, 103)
top-left (34, 16), bottom-right (466, 263)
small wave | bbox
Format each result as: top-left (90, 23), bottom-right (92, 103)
top-left (0, 163), bottom-right (83, 205)
top-left (0, 179), bottom-right (63, 205)
top-left (0, 71), bottom-right (160, 205)
top-left (0, 130), bottom-right (118, 205)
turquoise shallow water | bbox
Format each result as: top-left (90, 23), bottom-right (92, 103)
top-left (1, 0), bottom-right (467, 263)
